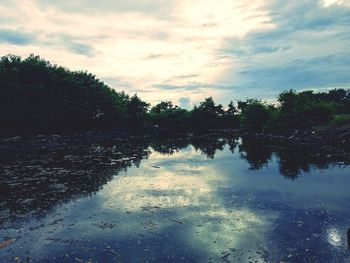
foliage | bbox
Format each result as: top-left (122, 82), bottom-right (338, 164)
top-left (0, 54), bottom-right (128, 133)
top-left (276, 89), bottom-right (348, 129)
top-left (149, 101), bottom-right (190, 131)
top-left (190, 97), bottom-right (225, 130)
top-left (238, 99), bottom-right (273, 131)
top-left (0, 54), bottom-right (349, 135)
top-left (126, 94), bottom-right (150, 128)
top-left (330, 114), bottom-right (350, 126)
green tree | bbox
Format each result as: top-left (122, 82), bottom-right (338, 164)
top-left (190, 97), bottom-right (224, 130)
top-left (0, 54), bottom-right (128, 134)
top-left (238, 99), bottom-right (271, 131)
top-left (149, 101), bottom-right (190, 131)
top-left (224, 101), bottom-right (240, 128)
top-left (277, 89), bottom-right (334, 128)
top-left (126, 94), bottom-right (150, 128)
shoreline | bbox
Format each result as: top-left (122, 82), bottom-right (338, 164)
top-left (241, 122), bottom-right (350, 163)
top-left (1, 123), bottom-right (349, 164)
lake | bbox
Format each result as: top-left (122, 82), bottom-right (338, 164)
top-left (0, 135), bottom-right (349, 262)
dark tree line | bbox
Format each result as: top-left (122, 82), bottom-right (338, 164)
top-left (237, 89), bottom-right (350, 132)
top-left (1, 54), bottom-right (349, 135)
top-left (0, 55), bottom-right (150, 134)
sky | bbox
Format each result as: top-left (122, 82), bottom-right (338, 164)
top-left (0, 0), bottom-right (349, 107)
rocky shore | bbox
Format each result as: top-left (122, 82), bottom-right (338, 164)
top-left (242, 122), bottom-right (350, 163)
top-left (1, 122), bottom-right (349, 164)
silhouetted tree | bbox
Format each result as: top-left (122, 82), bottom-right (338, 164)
top-left (190, 97), bottom-right (225, 130)
top-left (0, 54), bottom-right (128, 134)
top-left (149, 101), bottom-right (190, 131)
top-left (126, 94), bottom-right (150, 129)
top-left (238, 99), bottom-right (272, 131)
top-left (1, 54), bottom-right (349, 135)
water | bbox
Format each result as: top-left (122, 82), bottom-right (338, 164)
top-left (0, 136), bottom-right (349, 262)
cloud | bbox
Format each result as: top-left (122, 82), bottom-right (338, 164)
top-left (37, 0), bottom-right (175, 16)
top-left (153, 82), bottom-right (210, 91)
top-left (219, 0), bottom-right (350, 101)
top-left (68, 42), bottom-right (94, 56)
top-left (0, 0), bottom-right (272, 104)
top-left (221, 44), bottom-right (292, 57)
top-left (0, 0), bottom-right (349, 106)
top-left (59, 35), bottom-right (95, 56)
top-left (0, 28), bottom-right (36, 45)
top-left (173, 74), bottom-right (199, 79)
top-left (238, 53), bottom-right (350, 89)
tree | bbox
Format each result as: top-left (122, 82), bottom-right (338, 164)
top-left (126, 94), bottom-right (150, 128)
top-left (0, 54), bottom-right (129, 134)
top-left (238, 99), bottom-right (271, 131)
top-left (224, 101), bottom-right (239, 128)
top-left (190, 97), bottom-right (224, 130)
top-left (149, 101), bottom-right (190, 131)
top-left (277, 89), bottom-right (334, 128)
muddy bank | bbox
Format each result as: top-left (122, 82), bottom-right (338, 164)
top-left (1, 123), bottom-right (349, 163)
top-left (241, 123), bottom-right (350, 163)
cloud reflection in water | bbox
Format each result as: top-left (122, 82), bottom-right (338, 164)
top-left (99, 146), bottom-right (274, 261)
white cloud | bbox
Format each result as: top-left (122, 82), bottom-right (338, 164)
top-left (0, 0), bottom-right (349, 105)
top-left (0, 0), bottom-right (274, 105)
top-left (322, 0), bottom-right (350, 7)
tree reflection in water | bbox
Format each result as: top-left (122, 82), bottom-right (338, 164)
top-left (0, 134), bottom-right (343, 224)
top-left (0, 138), bottom-right (150, 223)
top-left (151, 135), bottom-right (337, 180)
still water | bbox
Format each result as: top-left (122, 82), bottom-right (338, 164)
top-left (0, 136), bottom-right (349, 262)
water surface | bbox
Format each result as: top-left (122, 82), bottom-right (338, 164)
top-left (1, 136), bottom-right (349, 262)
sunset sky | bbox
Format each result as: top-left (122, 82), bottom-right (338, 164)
top-left (0, 0), bottom-right (349, 107)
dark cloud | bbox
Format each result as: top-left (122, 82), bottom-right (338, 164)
top-left (220, 0), bottom-right (350, 100)
top-left (66, 42), bottom-right (94, 56)
top-left (227, 53), bottom-right (350, 101)
top-left (268, 0), bottom-right (350, 31)
top-left (240, 53), bottom-right (350, 88)
top-left (0, 26), bottom-right (95, 56)
top-left (0, 28), bottom-right (36, 45)
top-left (48, 35), bottom-right (95, 56)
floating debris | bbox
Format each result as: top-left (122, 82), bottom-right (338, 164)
top-left (0, 238), bottom-right (16, 249)
top-left (168, 218), bottom-right (184, 225)
top-left (220, 252), bottom-right (231, 262)
top-left (93, 222), bottom-right (116, 230)
top-left (103, 249), bottom-right (120, 257)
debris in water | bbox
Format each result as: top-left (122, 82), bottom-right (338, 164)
top-left (0, 238), bottom-right (16, 249)
top-left (168, 218), bottom-right (184, 224)
top-left (103, 249), bottom-right (120, 256)
top-left (93, 222), bottom-right (116, 229)
top-left (220, 252), bottom-right (231, 262)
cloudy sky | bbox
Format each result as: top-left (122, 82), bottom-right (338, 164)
top-left (0, 0), bottom-right (349, 107)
